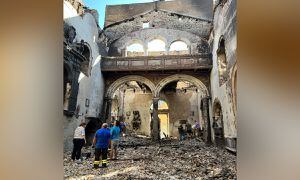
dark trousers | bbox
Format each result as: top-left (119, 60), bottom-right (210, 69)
top-left (94, 148), bottom-right (108, 168)
top-left (71, 139), bottom-right (85, 160)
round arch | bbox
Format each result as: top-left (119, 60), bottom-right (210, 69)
top-left (169, 38), bottom-right (191, 49)
top-left (212, 98), bottom-right (225, 145)
top-left (212, 98), bottom-right (223, 115)
top-left (106, 75), bottom-right (156, 98)
top-left (146, 35), bottom-right (167, 45)
top-left (125, 39), bottom-right (145, 49)
top-left (154, 74), bottom-right (209, 97)
top-left (147, 38), bottom-right (167, 53)
top-left (169, 40), bottom-right (190, 54)
top-left (125, 40), bottom-right (145, 57)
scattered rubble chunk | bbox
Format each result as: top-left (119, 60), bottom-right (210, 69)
top-left (64, 136), bottom-right (236, 179)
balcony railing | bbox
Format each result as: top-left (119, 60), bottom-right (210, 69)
top-left (101, 54), bottom-right (212, 72)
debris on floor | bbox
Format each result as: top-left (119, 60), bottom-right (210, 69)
top-left (64, 136), bottom-right (236, 179)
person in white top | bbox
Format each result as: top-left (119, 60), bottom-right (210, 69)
top-left (71, 122), bottom-right (86, 161)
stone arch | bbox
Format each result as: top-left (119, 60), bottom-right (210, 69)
top-left (146, 36), bottom-right (167, 56)
top-left (212, 98), bottom-right (223, 117)
top-left (154, 74), bottom-right (209, 97)
top-left (106, 75), bottom-right (155, 99)
top-left (169, 40), bottom-right (190, 55)
top-left (146, 35), bottom-right (167, 45)
top-left (169, 38), bottom-right (191, 49)
top-left (217, 35), bottom-right (228, 86)
top-left (125, 39), bottom-right (145, 49)
top-left (80, 41), bottom-right (93, 76)
top-left (125, 39), bottom-right (145, 57)
top-left (212, 98), bottom-right (225, 146)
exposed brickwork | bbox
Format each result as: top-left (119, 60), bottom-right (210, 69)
top-left (105, 0), bottom-right (213, 27)
top-left (103, 10), bottom-right (212, 46)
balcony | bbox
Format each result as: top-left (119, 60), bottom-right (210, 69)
top-left (101, 54), bottom-right (212, 72)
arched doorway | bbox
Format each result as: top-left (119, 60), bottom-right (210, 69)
top-left (150, 100), bottom-right (169, 138)
top-left (155, 74), bottom-right (209, 140)
top-left (212, 100), bottom-right (225, 146)
top-left (105, 76), bottom-right (155, 136)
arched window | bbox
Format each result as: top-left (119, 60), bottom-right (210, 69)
top-left (147, 39), bottom-right (166, 56)
top-left (217, 37), bottom-right (228, 86)
top-left (126, 43), bottom-right (144, 57)
top-left (81, 44), bottom-right (91, 76)
top-left (169, 41), bottom-right (189, 55)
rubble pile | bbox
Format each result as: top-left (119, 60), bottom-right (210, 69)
top-left (64, 136), bottom-right (236, 179)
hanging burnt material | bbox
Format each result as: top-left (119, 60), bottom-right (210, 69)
top-left (132, 111), bottom-right (141, 130)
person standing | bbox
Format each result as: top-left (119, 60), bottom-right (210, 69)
top-left (186, 122), bottom-right (192, 138)
top-left (192, 121), bottom-right (201, 137)
top-left (178, 124), bottom-right (184, 141)
top-left (71, 122), bottom-right (86, 162)
top-left (110, 121), bottom-right (121, 160)
top-left (93, 123), bottom-right (110, 168)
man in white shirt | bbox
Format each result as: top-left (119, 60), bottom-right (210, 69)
top-left (71, 122), bottom-right (86, 161)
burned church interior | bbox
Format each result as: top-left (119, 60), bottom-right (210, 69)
top-left (63, 0), bottom-right (237, 178)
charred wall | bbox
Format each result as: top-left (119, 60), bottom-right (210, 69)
top-left (209, 0), bottom-right (237, 150)
top-left (105, 0), bottom-right (213, 27)
top-left (63, 0), bottom-right (107, 151)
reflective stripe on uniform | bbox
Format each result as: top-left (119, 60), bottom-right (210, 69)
top-left (93, 161), bottom-right (100, 165)
top-left (102, 159), bottom-right (108, 164)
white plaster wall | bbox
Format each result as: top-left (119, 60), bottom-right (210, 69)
top-left (63, 1), bottom-right (106, 151)
top-left (209, 0), bottom-right (237, 140)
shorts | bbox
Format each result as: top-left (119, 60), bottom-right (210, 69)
top-left (111, 140), bottom-right (119, 149)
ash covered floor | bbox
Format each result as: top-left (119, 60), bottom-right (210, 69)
top-left (64, 136), bottom-right (236, 180)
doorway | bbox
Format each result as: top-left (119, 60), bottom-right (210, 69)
top-left (213, 100), bottom-right (225, 146)
top-left (158, 113), bottom-right (169, 138)
top-left (150, 100), bottom-right (170, 139)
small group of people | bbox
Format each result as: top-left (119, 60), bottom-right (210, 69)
top-left (71, 120), bottom-right (122, 169)
top-left (178, 121), bottom-right (201, 141)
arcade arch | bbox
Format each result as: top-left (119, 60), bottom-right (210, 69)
top-left (104, 74), bottom-right (210, 140)
top-left (155, 74), bottom-right (209, 97)
top-left (106, 75), bottom-right (155, 99)
top-left (212, 99), bottom-right (225, 146)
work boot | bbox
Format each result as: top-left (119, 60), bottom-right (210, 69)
top-left (93, 161), bottom-right (100, 169)
top-left (100, 159), bottom-right (108, 168)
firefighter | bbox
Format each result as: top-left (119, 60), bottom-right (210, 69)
top-left (93, 123), bottom-right (110, 168)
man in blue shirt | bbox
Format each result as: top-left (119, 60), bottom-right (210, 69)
top-left (110, 120), bottom-right (121, 160)
top-left (93, 123), bottom-right (110, 168)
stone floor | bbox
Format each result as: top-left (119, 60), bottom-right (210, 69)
top-left (64, 136), bottom-right (236, 180)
